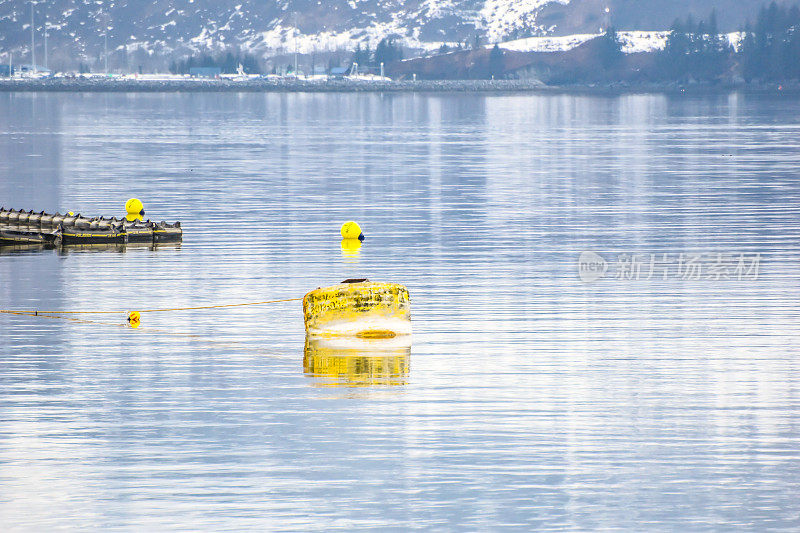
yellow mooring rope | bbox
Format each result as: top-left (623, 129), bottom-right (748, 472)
top-left (0, 309), bottom-right (129, 327)
top-left (1, 297), bottom-right (304, 344)
top-left (0, 297), bottom-right (303, 316)
top-left (0, 308), bottom-right (274, 350)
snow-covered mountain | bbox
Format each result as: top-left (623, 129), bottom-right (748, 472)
top-left (0, 0), bottom-right (767, 70)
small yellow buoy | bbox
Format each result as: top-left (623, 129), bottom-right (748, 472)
top-left (125, 198), bottom-right (145, 216)
top-left (340, 220), bottom-right (364, 241)
top-left (127, 311), bottom-right (141, 329)
top-left (125, 198), bottom-right (144, 222)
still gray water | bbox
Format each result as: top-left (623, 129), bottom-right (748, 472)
top-left (1, 91), bottom-right (799, 530)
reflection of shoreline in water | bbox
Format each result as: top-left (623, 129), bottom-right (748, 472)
top-left (0, 242), bottom-right (181, 255)
top-left (303, 336), bottom-right (410, 387)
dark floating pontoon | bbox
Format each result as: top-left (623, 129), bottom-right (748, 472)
top-left (0, 207), bottom-right (182, 247)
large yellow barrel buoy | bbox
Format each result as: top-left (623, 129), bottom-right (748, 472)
top-left (303, 279), bottom-right (411, 338)
top-left (125, 198), bottom-right (145, 222)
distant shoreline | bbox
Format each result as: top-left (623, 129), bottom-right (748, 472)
top-left (1, 78), bottom-right (798, 95)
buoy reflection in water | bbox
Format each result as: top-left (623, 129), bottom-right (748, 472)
top-left (303, 336), bottom-right (410, 387)
top-left (340, 238), bottom-right (362, 259)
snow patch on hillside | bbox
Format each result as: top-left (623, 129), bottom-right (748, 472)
top-left (481, 0), bottom-right (569, 42)
top-left (498, 32), bottom-right (595, 53)
top-left (498, 31), bottom-right (670, 54)
top-left (239, 22), bottom-right (453, 54)
top-left (417, 0), bottom-right (460, 19)
top-left (726, 31), bottom-right (745, 50)
top-left (498, 31), bottom-right (747, 55)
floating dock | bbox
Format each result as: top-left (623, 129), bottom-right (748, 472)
top-left (0, 207), bottom-right (182, 247)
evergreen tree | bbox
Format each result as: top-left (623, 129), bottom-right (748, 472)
top-left (222, 51), bottom-right (236, 73)
top-left (598, 27), bottom-right (623, 71)
top-left (661, 10), bottom-right (733, 82)
top-left (352, 44), bottom-right (370, 68)
top-left (241, 54), bottom-right (260, 74)
top-left (699, 10), bottom-right (730, 78)
top-left (663, 18), bottom-right (691, 80)
top-left (787, 6), bottom-right (800, 79)
top-left (488, 44), bottom-right (504, 79)
top-left (740, 23), bottom-right (758, 82)
top-left (739, 2), bottom-right (800, 82)
top-left (374, 37), bottom-right (402, 66)
top-left (375, 39), bottom-right (388, 66)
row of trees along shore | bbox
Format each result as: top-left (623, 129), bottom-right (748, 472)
top-left (380, 1), bottom-right (800, 83)
top-left (740, 2), bottom-right (800, 81)
top-left (352, 38), bottom-right (403, 68)
top-left (160, 2), bottom-right (798, 82)
top-left (406, 1), bottom-right (800, 83)
top-left (622, 1), bottom-right (800, 83)
top-left (169, 51), bottom-right (261, 75)
top-left (168, 37), bottom-right (403, 76)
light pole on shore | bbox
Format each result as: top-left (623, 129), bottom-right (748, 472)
top-left (293, 12), bottom-right (298, 75)
top-left (99, 11), bottom-right (111, 75)
top-left (30, 1), bottom-right (36, 73)
top-left (43, 1), bottom-right (47, 70)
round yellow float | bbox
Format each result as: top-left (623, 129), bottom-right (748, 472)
top-left (127, 310), bottom-right (141, 329)
top-left (340, 221), bottom-right (364, 241)
top-left (125, 198), bottom-right (145, 222)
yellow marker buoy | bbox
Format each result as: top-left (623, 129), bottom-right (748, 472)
top-left (125, 198), bottom-right (145, 216)
top-left (125, 198), bottom-right (145, 222)
top-left (127, 311), bottom-right (141, 329)
top-left (340, 221), bottom-right (364, 241)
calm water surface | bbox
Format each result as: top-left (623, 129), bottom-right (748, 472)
top-left (1, 91), bottom-right (799, 530)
